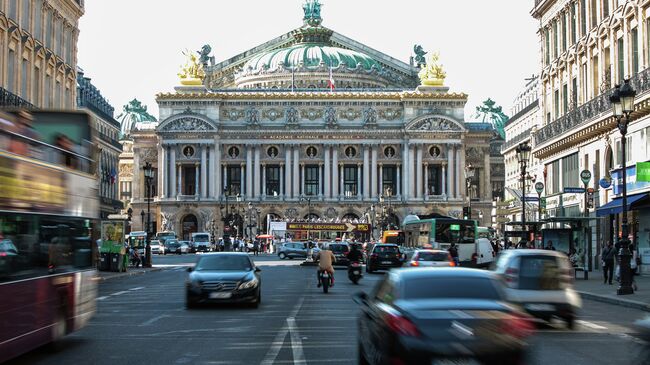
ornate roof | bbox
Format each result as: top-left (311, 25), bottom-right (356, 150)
top-left (117, 99), bottom-right (158, 137)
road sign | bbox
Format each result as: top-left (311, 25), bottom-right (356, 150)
top-left (524, 196), bottom-right (539, 202)
top-left (535, 182), bottom-right (544, 194)
top-left (580, 170), bottom-right (592, 185)
top-left (599, 177), bottom-right (612, 189)
top-left (286, 222), bottom-right (370, 233)
top-left (496, 201), bottom-right (511, 207)
top-left (540, 197), bottom-right (546, 209)
top-left (564, 187), bottom-right (585, 194)
top-left (496, 209), bottom-right (510, 215)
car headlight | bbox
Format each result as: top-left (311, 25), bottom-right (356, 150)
top-left (187, 280), bottom-right (202, 289)
top-left (238, 278), bottom-right (259, 290)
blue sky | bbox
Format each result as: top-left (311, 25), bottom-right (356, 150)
top-left (78, 0), bottom-right (539, 121)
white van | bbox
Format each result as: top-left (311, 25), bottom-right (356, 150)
top-left (475, 238), bottom-right (495, 268)
top-left (191, 232), bottom-right (212, 252)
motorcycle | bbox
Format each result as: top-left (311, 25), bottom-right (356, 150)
top-left (348, 261), bottom-right (363, 284)
top-left (319, 270), bottom-right (332, 293)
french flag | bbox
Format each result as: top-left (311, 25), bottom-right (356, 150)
top-left (327, 67), bottom-right (335, 91)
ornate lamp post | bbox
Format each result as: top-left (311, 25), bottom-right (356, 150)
top-left (535, 181), bottom-right (545, 242)
top-left (516, 142), bottom-right (531, 241)
top-left (143, 162), bottom-right (154, 267)
top-left (140, 210), bottom-right (145, 230)
top-left (609, 79), bottom-right (636, 295)
top-left (465, 163), bottom-right (474, 220)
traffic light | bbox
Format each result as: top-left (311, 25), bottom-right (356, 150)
top-left (462, 207), bottom-right (470, 220)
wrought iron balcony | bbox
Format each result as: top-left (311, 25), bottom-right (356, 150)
top-left (502, 127), bottom-right (533, 152)
top-left (0, 87), bottom-right (36, 109)
top-left (534, 67), bottom-right (650, 146)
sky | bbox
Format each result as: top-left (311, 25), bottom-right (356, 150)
top-left (77, 0), bottom-right (540, 122)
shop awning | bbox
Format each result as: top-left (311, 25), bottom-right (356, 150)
top-left (596, 193), bottom-right (649, 217)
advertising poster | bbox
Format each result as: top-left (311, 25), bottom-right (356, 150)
top-left (101, 221), bottom-right (125, 254)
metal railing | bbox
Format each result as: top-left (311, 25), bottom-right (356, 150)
top-left (0, 87), bottom-right (36, 109)
top-left (502, 127), bottom-right (533, 152)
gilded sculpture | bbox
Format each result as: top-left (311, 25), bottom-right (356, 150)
top-left (178, 49), bottom-right (205, 86)
top-left (418, 52), bottom-right (446, 87)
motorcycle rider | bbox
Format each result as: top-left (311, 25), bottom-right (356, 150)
top-left (316, 245), bottom-right (336, 287)
top-left (347, 243), bottom-right (364, 263)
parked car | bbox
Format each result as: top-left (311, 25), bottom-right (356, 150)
top-left (164, 240), bottom-right (182, 255)
top-left (325, 242), bottom-right (350, 266)
top-left (178, 241), bottom-right (191, 254)
top-left (365, 243), bottom-right (404, 273)
top-left (492, 249), bottom-right (581, 328)
top-left (407, 249), bottom-right (455, 268)
top-left (186, 253), bottom-right (261, 308)
top-left (277, 242), bottom-right (320, 260)
top-left (149, 240), bottom-right (162, 255)
top-left (355, 268), bottom-right (534, 365)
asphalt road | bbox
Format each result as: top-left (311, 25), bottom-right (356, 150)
top-left (5, 253), bottom-right (648, 365)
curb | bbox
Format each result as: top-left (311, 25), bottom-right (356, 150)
top-left (96, 267), bottom-right (165, 281)
top-left (578, 290), bottom-right (650, 312)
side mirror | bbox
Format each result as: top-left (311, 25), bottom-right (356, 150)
top-left (255, 267), bottom-right (261, 273)
top-left (352, 291), bottom-right (369, 306)
top-left (187, 267), bottom-right (193, 272)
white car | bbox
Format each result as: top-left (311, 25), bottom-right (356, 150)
top-left (493, 249), bottom-right (582, 329)
top-left (407, 249), bottom-right (455, 268)
top-left (178, 241), bottom-right (191, 254)
top-left (149, 240), bottom-right (162, 254)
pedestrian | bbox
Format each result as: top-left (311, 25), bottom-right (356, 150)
top-left (253, 240), bottom-right (260, 256)
top-left (630, 243), bottom-right (639, 291)
top-left (545, 240), bottom-right (556, 250)
top-left (448, 243), bottom-right (459, 267)
top-left (601, 241), bottom-right (616, 285)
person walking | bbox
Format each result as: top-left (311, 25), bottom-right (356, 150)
top-left (601, 241), bottom-right (616, 285)
top-left (448, 243), bottom-right (459, 267)
top-left (253, 240), bottom-right (260, 256)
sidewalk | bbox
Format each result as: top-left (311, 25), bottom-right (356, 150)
top-left (574, 269), bottom-right (650, 312)
top-left (95, 266), bottom-right (164, 281)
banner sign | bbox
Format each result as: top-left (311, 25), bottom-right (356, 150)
top-left (286, 222), bottom-right (371, 233)
top-left (269, 221), bottom-right (287, 232)
top-left (637, 162), bottom-right (650, 182)
top-left (612, 164), bottom-right (650, 195)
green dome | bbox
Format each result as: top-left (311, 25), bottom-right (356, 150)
top-left (243, 43), bottom-right (382, 73)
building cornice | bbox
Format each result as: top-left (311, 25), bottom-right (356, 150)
top-left (156, 91), bottom-right (468, 102)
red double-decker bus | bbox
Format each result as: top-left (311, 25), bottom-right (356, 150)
top-left (0, 109), bottom-right (99, 362)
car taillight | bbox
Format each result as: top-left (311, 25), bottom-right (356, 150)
top-left (503, 314), bottom-right (535, 339)
top-left (449, 261), bottom-right (456, 267)
top-left (504, 267), bottom-right (519, 288)
top-left (0, 252), bottom-right (6, 257)
top-left (471, 253), bottom-right (478, 263)
top-left (385, 313), bottom-right (420, 337)
top-left (409, 261), bottom-right (419, 267)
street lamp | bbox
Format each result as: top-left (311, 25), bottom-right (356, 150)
top-left (516, 141), bottom-right (531, 242)
top-left (465, 163), bottom-right (474, 220)
top-left (140, 210), bottom-right (145, 229)
top-left (535, 181), bottom-right (545, 243)
top-left (143, 161), bottom-right (154, 267)
top-left (609, 79), bottom-right (636, 295)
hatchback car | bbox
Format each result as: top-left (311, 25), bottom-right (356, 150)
top-left (366, 244), bottom-right (404, 273)
top-left (277, 242), bottom-right (319, 260)
top-left (326, 242), bottom-right (350, 266)
top-left (186, 253), bottom-right (261, 308)
top-left (149, 240), bottom-right (162, 255)
top-left (493, 249), bottom-right (581, 328)
top-left (355, 268), bottom-right (534, 365)
top-left (407, 249), bottom-right (455, 268)
top-left (164, 240), bottom-right (181, 255)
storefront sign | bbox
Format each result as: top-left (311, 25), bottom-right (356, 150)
top-left (269, 221), bottom-right (287, 232)
top-left (580, 170), bottom-right (592, 185)
top-left (563, 187), bottom-right (585, 194)
top-left (637, 162), bottom-right (650, 182)
top-left (286, 222), bottom-right (371, 233)
top-left (599, 177), bottom-right (612, 189)
top-left (612, 164), bottom-right (650, 195)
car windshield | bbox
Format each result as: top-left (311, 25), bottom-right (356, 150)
top-left (374, 246), bottom-right (398, 253)
top-left (417, 251), bottom-right (449, 261)
top-left (403, 277), bottom-right (502, 300)
top-left (195, 255), bottom-right (252, 271)
top-left (330, 245), bottom-right (349, 253)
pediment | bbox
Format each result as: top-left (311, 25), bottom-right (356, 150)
top-left (157, 113), bottom-right (218, 133)
top-left (405, 115), bottom-right (465, 132)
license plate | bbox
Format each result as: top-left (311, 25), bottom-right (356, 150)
top-left (382, 261), bottom-right (392, 264)
top-left (525, 303), bottom-right (554, 311)
top-left (209, 292), bottom-right (232, 299)
top-left (353, 270), bottom-right (360, 275)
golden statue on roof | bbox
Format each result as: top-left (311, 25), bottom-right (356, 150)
top-left (418, 52), bottom-right (446, 87)
top-left (178, 49), bottom-right (205, 86)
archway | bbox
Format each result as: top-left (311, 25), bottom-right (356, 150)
top-left (182, 214), bottom-right (198, 240)
top-left (342, 213), bottom-right (360, 222)
top-left (304, 213), bottom-right (320, 221)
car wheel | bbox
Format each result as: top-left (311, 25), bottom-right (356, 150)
top-left (565, 315), bottom-right (575, 330)
top-left (358, 340), bottom-right (370, 365)
top-left (185, 294), bottom-right (197, 309)
top-left (279, 253), bottom-right (286, 260)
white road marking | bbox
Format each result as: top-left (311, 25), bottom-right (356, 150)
top-left (287, 317), bottom-right (306, 364)
top-left (139, 314), bottom-right (170, 327)
top-left (110, 291), bottom-right (129, 296)
top-left (260, 296), bottom-right (305, 365)
top-left (577, 320), bottom-right (608, 330)
top-left (97, 296), bottom-right (109, 301)
top-left (129, 286), bottom-right (146, 291)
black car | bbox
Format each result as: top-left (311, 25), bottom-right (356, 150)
top-left (355, 268), bottom-right (534, 365)
top-left (186, 253), bottom-right (261, 308)
top-left (366, 243), bottom-right (403, 273)
top-left (327, 243), bottom-right (350, 266)
top-left (164, 240), bottom-right (181, 255)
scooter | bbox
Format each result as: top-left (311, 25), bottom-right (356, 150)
top-left (348, 261), bottom-right (363, 284)
top-left (319, 270), bottom-right (332, 293)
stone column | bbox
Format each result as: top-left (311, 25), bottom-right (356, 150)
top-left (409, 145), bottom-right (415, 199)
top-left (339, 163), bottom-right (344, 199)
top-left (371, 146), bottom-right (378, 198)
top-left (332, 147), bottom-right (339, 198)
top-left (285, 147), bottom-right (292, 198)
top-left (416, 145), bottom-right (423, 198)
top-left (324, 146), bottom-right (331, 198)
top-left (240, 163), bottom-right (246, 196)
top-left (293, 146), bottom-right (300, 199)
top-left (379, 163), bottom-right (383, 196)
top-left (424, 163), bottom-right (429, 198)
top-left (195, 162), bottom-right (200, 199)
top-left (222, 163), bottom-right (228, 194)
top-left (254, 146), bottom-right (261, 198)
top-left (301, 163), bottom-right (306, 196)
top-left (402, 142), bottom-right (409, 201)
top-left (447, 145), bottom-right (454, 198)
top-left (484, 150), bottom-right (491, 201)
top-left (280, 164), bottom-right (285, 198)
top-left (246, 145), bottom-right (253, 199)
top-left (201, 145), bottom-right (207, 198)
top-left (442, 164), bottom-right (447, 196)
top-left (159, 144), bottom-right (166, 198)
top-left (396, 163), bottom-right (401, 198)
top-left (319, 163), bottom-right (324, 198)
top-left (215, 144), bottom-right (221, 198)
top-left (133, 149), bottom-right (141, 201)
top-left (456, 145), bottom-right (462, 199)
top-left (262, 163), bottom-right (267, 198)
top-left (363, 146), bottom-right (370, 199)
top-left (177, 163), bottom-right (182, 197)
top-left (357, 163), bottom-right (362, 198)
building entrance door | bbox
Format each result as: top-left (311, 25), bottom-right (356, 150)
top-left (182, 214), bottom-right (198, 240)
